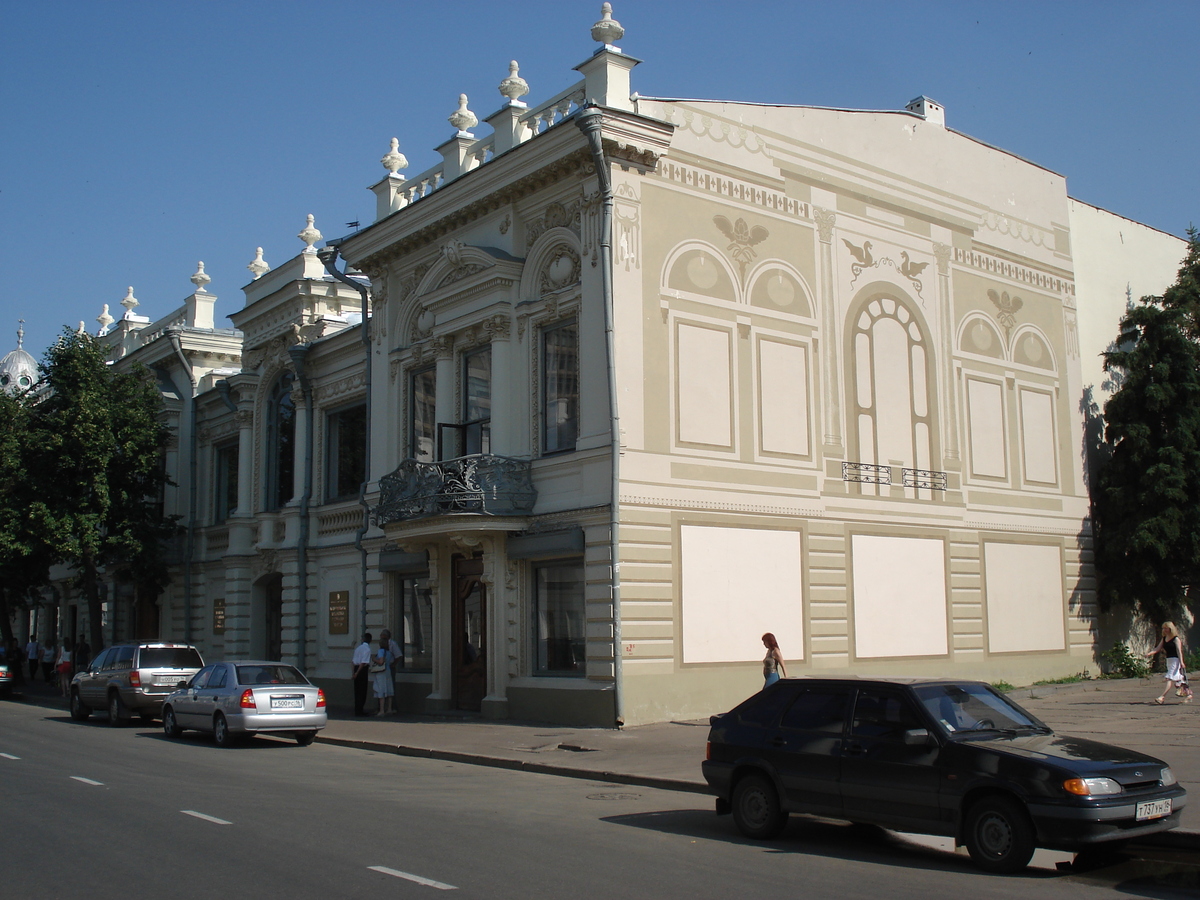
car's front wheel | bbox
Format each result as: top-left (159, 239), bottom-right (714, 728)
top-left (70, 690), bottom-right (91, 722)
top-left (294, 731), bottom-right (317, 747)
top-left (162, 707), bottom-right (183, 738)
top-left (731, 773), bottom-right (787, 839)
top-left (964, 795), bottom-right (1036, 874)
top-left (213, 713), bottom-right (235, 748)
top-left (108, 692), bottom-right (129, 727)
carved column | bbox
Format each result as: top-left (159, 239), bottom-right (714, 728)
top-left (290, 385), bottom-right (309, 506)
top-left (227, 408), bottom-right (257, 557)
top-left (485, 315), bottom-right (512, 455)
top-left (431, 336), bottom-right (455, 460)
top-left (814, 207), bottom-right (843, 455)
top-left (933, 242), bottom-right (959, 465)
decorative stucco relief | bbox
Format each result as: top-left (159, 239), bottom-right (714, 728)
top-left (714, 215), bottom-right (768, 283)
top-left (842, 239), bottom-right (930, 300)
top-left (656, 160), bottom-right (809, 222)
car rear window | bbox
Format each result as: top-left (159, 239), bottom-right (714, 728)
top-left (236, 665), bottom-right (309, 686)
top-left (734, 683), bottom-right (797, 727)
top-left (139, 648), bottom-right (203, 669)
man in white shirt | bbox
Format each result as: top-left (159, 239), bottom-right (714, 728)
top-left (352, 633), bottom-right (373, 717)
top-left (26, 638), bottom-right (40, 681)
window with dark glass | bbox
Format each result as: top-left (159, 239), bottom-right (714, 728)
top-left (266, 374), bottom-right (295, 510)
top-left (214, 442), bottom-right (238, 522)
top-left (780, 688), bottom-right (852, 733)
top-left (326, 403), bottom-right (366, 502)
top-left (542, 321), bottom-right (578, 454)
top-left (394, 576), bottom-right (432, 672)
top-left (410, 366), bottom-right (436, 462)
top-left (851, 689), bottom-right (923, 742)
top-left (463, 346), bottom-right (491, 456)
top-left (533, 561), bottom-right (585, 676)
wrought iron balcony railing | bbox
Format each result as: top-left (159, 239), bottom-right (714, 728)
top-left (374, 454), bottom-right (537, 524)
top-left (842, 461), bottom-right (947, 491)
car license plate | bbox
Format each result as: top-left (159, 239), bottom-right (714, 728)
top-left (270, 697), bottom-right (304, 709)
top-left (1136, 798), bottom-right (1172, 821)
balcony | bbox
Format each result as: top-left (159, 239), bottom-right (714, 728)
top-left (375, 455), bottom-right (537, 525)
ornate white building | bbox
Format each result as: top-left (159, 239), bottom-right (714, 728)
top-left (28, 6), bottom-right (1187, 725)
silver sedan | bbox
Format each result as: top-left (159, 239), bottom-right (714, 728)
top-left (162, 660), bottom-right (327, 747)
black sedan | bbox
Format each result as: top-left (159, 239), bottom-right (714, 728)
top-left (702, 677), bottom-right (1186, 873)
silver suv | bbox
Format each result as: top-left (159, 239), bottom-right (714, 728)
top-left (70, 643), bottom-right (204, 725)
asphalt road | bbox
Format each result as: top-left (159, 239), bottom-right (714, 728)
top-left (2, 702), bottom-right (1196, 900)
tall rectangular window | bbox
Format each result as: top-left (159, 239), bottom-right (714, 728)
top-left (394, 576), bottom-right (433, 672)
top-left (214, 442), bottom-right (239, 522)
top-left (463, 346), bottom-right (491, 456)
top-left (410, 367), bottom-right (436, 462)
top-left (326, 404), bottom-right (367, 502)
top-left (543, 321), bottom-right (579, 454)
top-left (533, 561), bottom-right (585, 676)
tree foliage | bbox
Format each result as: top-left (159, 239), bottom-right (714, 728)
top-left (1095, 231), bottom-right (1200, 625)
top-left (19, 331), bottom-right (177, 650)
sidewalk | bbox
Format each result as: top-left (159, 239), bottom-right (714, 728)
top-left (9, 674), bottom-right (1198, 852)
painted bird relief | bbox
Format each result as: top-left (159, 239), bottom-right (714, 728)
top-left (987, 288), bottom-right (1023, 341)
top-left (714, 215), bottom-right (769, 282)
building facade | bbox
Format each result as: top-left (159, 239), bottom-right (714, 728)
top-left (25, 8), bottom-right (1187, 726)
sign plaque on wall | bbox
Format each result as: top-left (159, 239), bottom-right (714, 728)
top-left (212, 597), bottom-right (226, 635)
top-left (328, 591), bottom-right (349, 635)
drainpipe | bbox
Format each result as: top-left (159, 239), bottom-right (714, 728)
top-left (576, 106), bottom-right (624, 728)
top-left (168, 329), bottom-right (197, 644)
top-left (317, 245), bottom-right (373, 636)
top-left (287, 343), bottom-right (314, 671)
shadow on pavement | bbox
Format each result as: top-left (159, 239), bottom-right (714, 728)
top-left (599, 808), bottom-right (1062, 879)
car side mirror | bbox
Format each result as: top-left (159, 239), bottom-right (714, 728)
top-left (903, 728), bottom-right (932, 746)
top-left (176, 681), bottom-right (189, 689)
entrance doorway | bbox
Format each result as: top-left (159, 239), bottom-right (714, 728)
top-left (451, 555), bottom-right (486, 711)
top-left (253, 573), bottom-right (283, 661)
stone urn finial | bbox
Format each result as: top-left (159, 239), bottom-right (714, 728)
top-left (381, 137), bottom-right (408, 176)
top-left (191, 261), bottom-right (211, 292)
top-left (120, 286), bottom-right (139, 318)
top-left (448, 94), bottom-right (478, 135)
top-left (592, 3), bottom-right (624, 48)
top-left (298, 214), bottom-right (323, 253)
top-left (96, 303), bottom-right (114, 336)
top-left (498, 60), bottom-right (529, 106)
top-left (247, 247), bottom-right (270, 280)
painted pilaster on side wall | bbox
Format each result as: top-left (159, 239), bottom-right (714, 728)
top-left (812, 206), bottom-right (844, 463)
top-left (933, 241), bottom-right (961, 474)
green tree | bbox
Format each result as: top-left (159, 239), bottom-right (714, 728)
top-left (0, 386), bottom-right (53, 646)
top-left (29, 331), bottom-right (177, 652)
top-left (1095, 231), bottom-right (1200, 626)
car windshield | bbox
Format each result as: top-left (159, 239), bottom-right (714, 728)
top-left (913, 683), bottom-right (1047, 737)
top-left (236, 665), bottom-right (309, 686)
top-left (139, 648), bottom-right (203, 669)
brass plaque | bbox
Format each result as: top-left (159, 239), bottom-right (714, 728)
top-left (212, 597), bottom-right (226, 635)
top-left (328, 591), bottom-right (349, 635)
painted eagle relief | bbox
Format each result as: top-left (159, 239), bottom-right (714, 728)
top-left (714, 215), bottom-right (769, 281)
top-left (988, 288), bottom-right (1023, 340)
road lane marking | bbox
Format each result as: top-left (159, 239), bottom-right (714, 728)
top-left (0, 753), bottom-right (19, 760)
top-left (368, 866), bottom-right (457, 890)
top-left (70, 776), bottom-right (104, 785)
top-left (181, 810), bottom-right (232, 825)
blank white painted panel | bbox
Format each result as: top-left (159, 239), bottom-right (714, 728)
top-left (968, 379), bottom-right (1006, 478)
top-left (1020, 389), bottom-right (1056, 484)
top-left (681, 525), bottom-right (804, 664)
top-left (677, 324), bottom-right (732, 447)
top-left (984, 542), bottom-right (1064, 653)
top-left (852, 534), bottom-right (947, 658)
top-left (759, 340), bottom-right (809, 456)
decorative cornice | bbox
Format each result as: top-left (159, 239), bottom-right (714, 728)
top-left (657, 159), bottom-right (811, 223)
top-left (953, 247), bottom-right (1075, 299)
top-left (356, 148), bottom-right (594, 272)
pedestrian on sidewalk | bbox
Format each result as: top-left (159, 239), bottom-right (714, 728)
top-left (352, 632), bottom-right (373, 717)
top-left (1147, 621), bottom-right (1192, 704)
top-left (26, 637), bottom-right (39, 681)
top-left (372, 635), bottom-right (395, 716)
top-left (41, 638), bottom-right (56, 685)
top-left (56, 637), bottom-right (74, 699)
top-left (381, 629), bottom-right (401, 666)
top-left (762, 633), bottom-right (787, 688)
top-left (75, 637), bottom-right (91, 673)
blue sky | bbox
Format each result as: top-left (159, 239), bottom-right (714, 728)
top-left (2, 1), bottom-right (1196, 360)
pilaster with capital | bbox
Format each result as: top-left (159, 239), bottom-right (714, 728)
top-left (432, 337), bottom-right (455, 459)
top-left (813, 207), bottom-right (843, 455)
top-left (486, 315), bottom-right (513, 455)
top-left (932, 242), bottom-right (959, 465)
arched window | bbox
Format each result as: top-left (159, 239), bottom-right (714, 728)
top-left (265, 373), bottom-right (295, 510)
top-left (848, 295), bottom-right (936, 494)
